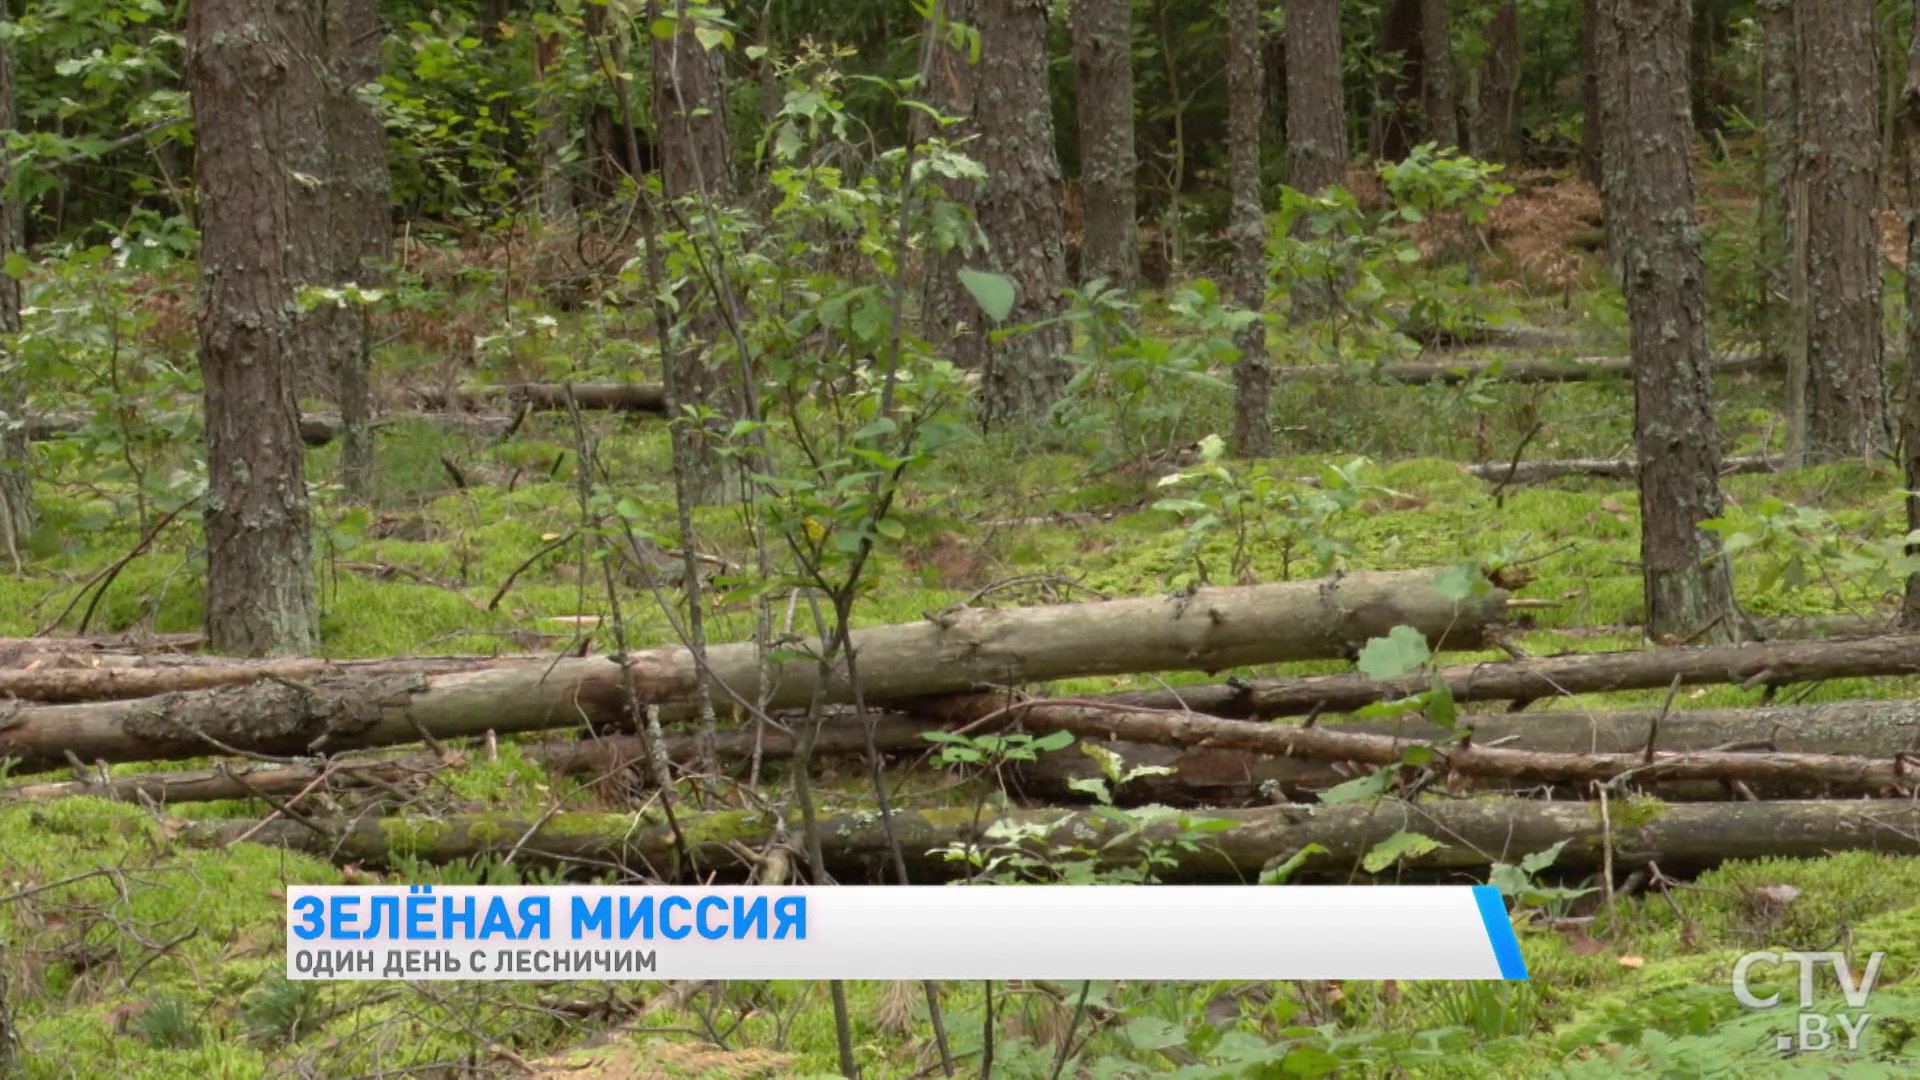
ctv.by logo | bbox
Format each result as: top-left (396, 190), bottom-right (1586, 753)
top-left (1732, 950), bottom-right (1886, 1053)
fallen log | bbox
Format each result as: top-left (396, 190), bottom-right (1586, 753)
top-left (1015, 698), bottom-right (1920, 803)
top-left (0, 653), bottom-right (541, 704)
top-left (1548, 614), bottom-right (1898, 643)
top-left (1464, 454), bottom-right (1779, 485)
top-left (0, 633), bottom-right (205, 663)
top-left (26, 411), bottom-right (520, 448)
top-left (0, 568), bottom-right (1510, 773)
top-left (28, 694), bottom-right (1920, 808)
top-left (180, 798), bottom-right (1920, 881)
top-left (1274, 349), bottom-right (1770, 387)
top-left (0, 715), bottom-right (931, 805)
top-left (920, 695), bottom-right (1920, 795)
top-left (1098, 633), bottom-right (1920, 719)
top-left (408, 382), bottom-right (666, 415)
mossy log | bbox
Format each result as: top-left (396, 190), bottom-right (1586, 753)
top-left (407, 382), bottom-right (666, 414)
top-left (1098, 634), bottom-right (1920, 718)
top-left (0, 569), bottom-right (1507, 773)
top-left (1464, 454), bottom-right (1779, 485)
top-left (186, 799), bottom-right (1920, 882)
top-left (1273, 349), bottom-right (1771, 386)
top-left (24, 411), bottom-right (517, 448)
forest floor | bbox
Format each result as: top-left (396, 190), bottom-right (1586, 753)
top-left (5, 169), bottom-right (1920, 1078)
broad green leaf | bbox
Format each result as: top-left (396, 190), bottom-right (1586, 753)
top-left (1030, 729), bottom-right (1076, 753)
top-left (1426, 673), bottom-right (1457, 730)
top-left (1317, 771), bottom-right (1394, 804)
top-left (1519, 839), bottom-right (1571, 875)
top-left (1122, 1016), bottom-right (1190, 1051)
top-left (1362, 830), bottom-right (1442, 873)
top-left (1356, 625), bottom-right (1431, 679)
top-left (957, 267), bottom-right (1016, 322)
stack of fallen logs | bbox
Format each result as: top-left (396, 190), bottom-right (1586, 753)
top-left (7, 566), bottom-right (1920, 884)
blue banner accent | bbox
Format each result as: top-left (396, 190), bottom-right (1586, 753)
top-left (1471, 885), bottom-right (1529, 980)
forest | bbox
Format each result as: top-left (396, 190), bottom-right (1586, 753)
top-left (2, 0), bottom-right (1920, 1076)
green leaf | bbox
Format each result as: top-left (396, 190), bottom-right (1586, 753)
top-left (1259, 844), bottom-right (1329, 885)
top-left (1355, 625), bottom-right (1431, 679)
top-left (1030, 730), bottom-right (1076, 753)
top-left (1432, 562), bottom-right (1485, 602)
top-left (1362, 830), bottom-right (1442, 873)
top-left (1317, 771), bottom-right (1394, 804)
top-left (1519, 839), bottom-right (1571, 875)
top-left (872, 517), bottom-right (906, 540)
top-left (615, 497), bottom-right (645, 520)
top-left (1426, 673), bottom-right (1457, 730)
top-left (1121, 1016), bottom-right (1190, 1051)
top-left (957, 267), bottom-right (1017, 323)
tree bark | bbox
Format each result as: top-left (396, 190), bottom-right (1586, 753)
top-left (1281, 0), bottom-right (1348, 321)
top-left (190, 799), bottom-right (1920, 881)
top-left (0, 569), bottom-right (1510, 773)
top-left (650, 0), bottom-right (738, 505)
top-left (1469, 2), bottom-right (1521, 164)
top-left (928, 0), bottom-right (1074, 429)
top-left (534, 29), bottom-right (576, 226)
top-left (1373, 0), bottom-right (1424, 162)
top-left (1227, 0), bottom-right (1270, 458)
top-left (1102, 632), bottom-right (1920, 719)
top-left (1799, 0), bottom-right (1890, 463)
top-left (1069, 0), bottom-right (1138, 290)
top-left (1906, 0), bottom-right (1920, 627)
top-left (0, 31), bottom-right (31, 557)
top-left (187, 0), bottom-right (324, 657)
top-left (1597, 0), bottom-right (1746, 646)
top-left (1757, 0), bottom-right (1799, 371)
top-left (1579, 0), bottom-right (1602, 184)
top-left (323, 0), bottom-right (392, 502)
top-left (1420, 0), bottom-right (1458, 150)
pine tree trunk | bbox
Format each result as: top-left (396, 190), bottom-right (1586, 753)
top-left (187, 0), bottom-right (323, 656)
top-left (1757, 0), bottom-right (1798, 367)
top-left (324, 0), bottom-right (392, 503)
top-left (1470, 2), bottom-right (1521, 164)
top-left (1227, 0), bottom-right (1270, 459)
top-left (926, 0), bottom-right (1073, 429)
top-left (1901, 0), bottom-right (1920, 627)
top-left (1070, 0), bottom-right (1139, 290)
top-left (1421, 0), bottom-right (1458, 150)
top-left (1580, 0), bottom-right (1602, 185)
top-left (1373, 0), bottom-right (1423, 162)
top-left (534, 30), bottom-right (575, 227)
top-left (1597, 0), bottom-right (1747, 646)
top-left (1800, 0), bottom-right (1890, 464)
top-left (1281, 0), bottom-right (1348, 322)
top-left (0, 31), bottom-right (31, 558)
top-left (650, 0), bottom-right (740, 504)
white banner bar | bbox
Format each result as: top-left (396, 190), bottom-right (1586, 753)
top-left (287, 884), bottom-right (1528, 981)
